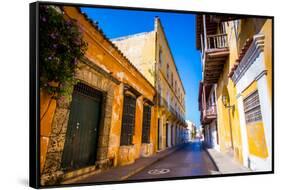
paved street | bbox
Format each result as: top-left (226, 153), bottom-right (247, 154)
top-left (128, 140), bottom-right (219, 180)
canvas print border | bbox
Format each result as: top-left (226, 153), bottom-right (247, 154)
top-left (30, 1), bottom-right (274, 188)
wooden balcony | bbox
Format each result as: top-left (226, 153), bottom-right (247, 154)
top-left (202, 104), bottom-right (217, 124)
top-left (201, 33), bottom-right (229, 84)
top-left (198, 82), bottom-right (217, 125)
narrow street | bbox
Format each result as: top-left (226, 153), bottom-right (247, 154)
top-left (37, 6), bottom-right (272, 186)
top-left (128, 140), bottom-right (219, 180)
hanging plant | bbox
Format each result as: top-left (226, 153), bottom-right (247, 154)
top-left (39, 5), bottom-right (87, 95)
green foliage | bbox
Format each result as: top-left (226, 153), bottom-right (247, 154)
top-left (39, 5), bottom-right (87, 95)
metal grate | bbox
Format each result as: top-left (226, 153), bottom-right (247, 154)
top-left (142, 105), bottom-right (152, 143)
top-left (74, 82), bottom-right (103, 100)
top-left (120, 95), bottom-right (136, 145)
top-left (243, 90), bottom-right (262, 124)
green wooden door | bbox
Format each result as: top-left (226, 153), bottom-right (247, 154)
top-left (61, 83), bottom-right (102, 171)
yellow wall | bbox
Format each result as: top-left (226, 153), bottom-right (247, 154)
top-left (216, 21), bottom-right (243, 163)
top-left (237, 18), bottom-right (272, 102)
top-left (216, 66), bottom-right (243, 162)
top-left (241, 81), bottom-right (268, 158)
top-left (155, 19), bottom-right (185, 117)
top-left (215, 18), bottom-right (272, 163)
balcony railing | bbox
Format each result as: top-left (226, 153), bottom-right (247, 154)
top-left (157, 94), bottom-right (186, 125)
top-left (201, 33), bottom-right (229, 59)
top-left (205, 104), bottom-right (217, 116)
top-left (200, 33), bottom-right (229, 84)
top-left (202, 104), bottom-right (217, 123)
top-left (206, 33), bottom-right (228, 50)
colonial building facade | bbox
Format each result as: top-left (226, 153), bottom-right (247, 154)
top-left (40, 6), bottom-right (158, 185)
top-left (198, 82), bottom-right (219, 150)
top-left (112, 17), bottom-right (186, 152)
top-left (196, 15), bottom-right (272, 171)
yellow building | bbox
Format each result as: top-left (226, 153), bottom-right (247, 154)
top-left (196, 15), bottom-right (272, 171)
top-left (112, 17), bottom-right (186, 152)
top-left (40, 6), bottom-right (157, 185)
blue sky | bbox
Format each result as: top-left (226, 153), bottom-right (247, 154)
top-left (81, 7), bottom-right (202, 127)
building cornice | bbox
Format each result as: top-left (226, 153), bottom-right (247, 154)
top-left (231, 34), bottom-right (265, 84)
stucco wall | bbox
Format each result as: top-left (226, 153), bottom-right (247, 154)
top-left (112, 32), bottom-right (156, 87)
top-left (216, 18), bottom-right (272, 166)
top-left (216, 21), bottom-right (243, 163)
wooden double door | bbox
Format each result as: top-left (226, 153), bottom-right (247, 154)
top-left (61, 83), bottom-right (102, 171)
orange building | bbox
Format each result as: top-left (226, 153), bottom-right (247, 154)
top-left (112, 17), bottom-right (187, 152)
top-left (40, 6), bottom-right (158, 185)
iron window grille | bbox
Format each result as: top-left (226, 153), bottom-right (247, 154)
top-left (243, 90), bottom-right (262, 124)
top-left (74, 82), bottom-right (103, 100)
top-left (120, 94), bottom-right (137, 145)
top-left (142, 105), bottom-right (152, 143)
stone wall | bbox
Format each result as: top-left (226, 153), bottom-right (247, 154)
top-left (40, 59), bottom-right (119, 185)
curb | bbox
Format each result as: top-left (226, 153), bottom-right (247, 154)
top-left (203, 147), bottom-right (221, 174)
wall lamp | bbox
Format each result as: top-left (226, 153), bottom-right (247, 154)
top-left (222, 95), bottom-right (234, 109)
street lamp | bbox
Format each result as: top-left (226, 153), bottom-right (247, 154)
top-left (222, 95), bottom-right (234, 109)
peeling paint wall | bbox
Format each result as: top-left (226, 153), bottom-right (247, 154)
top-left (64, 7), bottom-right (157, 166)
top-left (242, 82), bottom-right (268, 158)
top-left (112, 32), bottom-right (156, 87)
top-left (108, 84), bottom-right (124, 166)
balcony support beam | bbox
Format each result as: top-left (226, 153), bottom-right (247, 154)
top-left (203, 15), bottom-right (207, 52)
top-left (202, 84), bottom-right (206, 110)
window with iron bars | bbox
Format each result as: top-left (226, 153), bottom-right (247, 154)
top-left (120, 94), bottom-right (136, 145)
top-left (243, 90), bottom-right (262, 124)
top-left (142, 105), bottom-right (152, 143)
